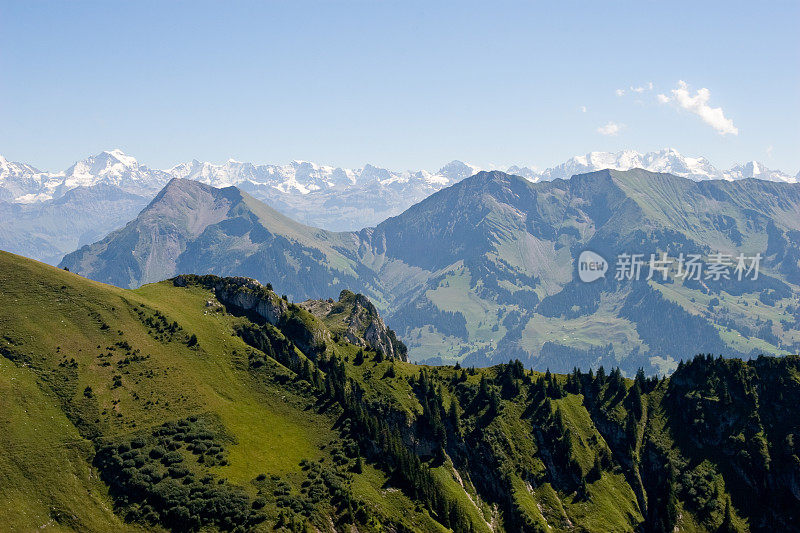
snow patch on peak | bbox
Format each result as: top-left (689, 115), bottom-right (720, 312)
top-left (105, 149), bottom-right (138, 167)
top-left (437, 160), bottom-right (481, 181)
top-left (723, 160), bottom-right (795, 183)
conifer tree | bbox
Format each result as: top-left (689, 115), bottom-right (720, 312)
top-left (664, 468), bottom-right (679, 531)
top-left (628, 382), bottom-right (644, 420)
top-left (448, 399), bottom-right (461, 437)
top-left (720, 496), bottom-right (738, 533)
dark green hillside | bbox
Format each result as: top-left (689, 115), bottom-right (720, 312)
top-left (2, 251), bottom-right (799, 531)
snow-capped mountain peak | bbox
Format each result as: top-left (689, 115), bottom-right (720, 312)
top-left (359, 163), bottom-right (394, 183)
top-left (65, 150), bottom-right (137, 183)
top-left (437, 160), bottom-right (481, 181)
top-left (57, 150), bottom-right (169, 194)
top-left (106, 149), bottom-right (138, 167)
top-left (723, 160), bottom-right (794, 183)
top-left (0, 149), bottom-right (796, 227)
top-left (535, 148), bottom-right (796, 183)
top-left (0, 155), bottom-right (40, 180)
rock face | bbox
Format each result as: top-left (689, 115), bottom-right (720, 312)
top-left (61, 177), bottom-right (375, 298)
top-left (214, 278), bottom-right (288, 326)
top-left (61, 178), bottom-right (241, 288)
top-left (300, 290), bottom-right (408, 362)
top-left (345, 291), bottom-right (407, 361)
top-left (174, 274), bottom-right (288, 326)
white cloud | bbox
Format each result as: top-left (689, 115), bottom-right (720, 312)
top-left (579, 105), bottom-right (587, 113)
top-left (658, 80), bottom-right (738, 136)
top-left (617, 82), bottom-right (653, 96)
top-left (766, 145), bottom-right (774, 158)
top-left (630, 82), bottom-right (654, 93)
top-left (597, 121), bottom-right (622, 136)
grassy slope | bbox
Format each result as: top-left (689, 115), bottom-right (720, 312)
top-left (0, 252), bottom-right (321, 524)
top-left (132, 282), bottom-right (333, 479)
top-left (0, 357), bottom-right (131, 532)
top-left (0, 251), bottom-right (437, 531)
top-left (0, 251), bottom-right (617, 531)
top-left (1, 250), bottom-right (334, 470)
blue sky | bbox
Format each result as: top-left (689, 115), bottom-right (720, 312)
top-left (1, 1), bottom-right (798, 173)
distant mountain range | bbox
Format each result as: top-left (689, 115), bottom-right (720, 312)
top-left (3, 148), bottom-right (796, 206)
top-left (60, 169), bottom-right (800, 375)
top-left (1, 149), bottom-right (797, 264)
top-left (522, 150), bottom-right (799, 183)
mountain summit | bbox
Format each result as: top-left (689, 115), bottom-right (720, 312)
top-left (60, 178), bottom-right (378, 299)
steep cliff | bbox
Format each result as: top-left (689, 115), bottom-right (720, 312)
top-left (300, 290), bottom-right (408, 362)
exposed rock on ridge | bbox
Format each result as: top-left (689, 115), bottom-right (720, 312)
top-left (300, 290), bottom-right (408, 362)
top-left (173, 275), bottom-right (407, 361)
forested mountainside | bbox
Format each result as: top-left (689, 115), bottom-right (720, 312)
top-left (2, 251), bottom-right (798, 532)
top-left (60, 169), bottom-right (800, 374)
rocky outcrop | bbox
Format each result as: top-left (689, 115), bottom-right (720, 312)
top-left (344, 291), bottom-right (398, 359)
top-left (173, 274), bottom-right (288, 326)
top-left (300, 290), bottom-right (408, 362)
top-left (173, 275), bottom-right (406, 361)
